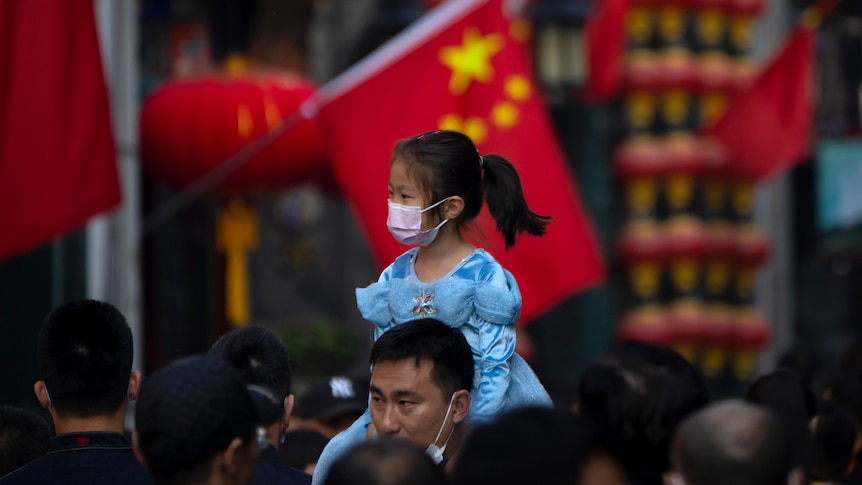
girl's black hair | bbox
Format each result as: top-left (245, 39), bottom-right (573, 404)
top-left (393, 129), bottom-right (551, 249)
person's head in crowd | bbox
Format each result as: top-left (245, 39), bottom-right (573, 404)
top-left (367, 319), bottom-right (473, 468)
top-left (209, 326), bottom-right (294, 447)
top-left (291, 375), bottom-right (369, 439)
top-left (667, 400), bottom-right (793, 485)
top-left (34, 299), bottom-right (141, 432)
top-left (777, 346), bottom-right (829, 398)
top-left (452, 406), bottom-right (625, 485)
top-left (0, 406), bottom-right (52, 478)
top-left (322, 438), bottom-right (446, 485)
top-left (134, 354), bottom-right (260, 485)
top-left (823, 370), bottom-right (862, 451)
top-left (808, 400), bottom-right (857, 482)
top-left (744, 369), bottom-right (816, 475)
top-left (279, 429), bottom-right (329, 475)
top-left (576, 341), bottom-right (710, 485)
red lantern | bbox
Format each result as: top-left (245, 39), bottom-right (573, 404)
top-left (140, 71), bottom-right (328, 193)
top-left (618, 305), bottom-right (676, 346)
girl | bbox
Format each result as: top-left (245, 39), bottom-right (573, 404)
top-left (312, 130), bottom-right (552, 483)
top-left (358, 129), bottom-right (553, 421)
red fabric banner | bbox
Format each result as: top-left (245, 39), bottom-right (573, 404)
top-left (582, 0), bottom-right (629, 103)
top-left (704, 27), bottom-right (815, 181)
top-left (317, 0), bottom-right (605, 324)
top-left (0, 0), bottom-right (121, 260)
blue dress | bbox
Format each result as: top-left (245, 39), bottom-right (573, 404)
top-left (310, 248), bottom-right (551, 485)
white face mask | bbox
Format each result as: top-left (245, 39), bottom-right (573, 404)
top-left (386, 197), bottom-right (450, 247)
top-left (425, 393), bottom-right (456, 465)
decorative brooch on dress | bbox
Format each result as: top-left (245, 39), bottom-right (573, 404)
top-left (412, 289), bottom-right (435, 318)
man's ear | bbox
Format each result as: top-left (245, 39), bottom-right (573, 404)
top-left (128, 370), bottom-right (142, 402)
top-left (450, 389), bottom-right (471, 424)
top-left (282, 394), bottom-right (295, 429)
top-left (220, 437), bottom-right (258, 480)
top-left (34, 381), bottom-right (50, 410)
top-left (443, 196), bottom-right (465, 220)
top-left (131, 431), bottom-right (148, 467)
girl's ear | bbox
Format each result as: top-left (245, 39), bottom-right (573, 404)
top-left (444, 196), bottom-right (465, 220)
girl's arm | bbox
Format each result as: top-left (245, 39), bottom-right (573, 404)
top-left (471, 320), bottom-right (516, 422)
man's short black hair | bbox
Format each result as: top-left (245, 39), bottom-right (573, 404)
top-left (369, 319), bottom-right (473, 399)
top-left (37, 299), bottom-right (133, 417)
top-left (209, 326), bottom-right (292, 397)
top-left (0, 406), bottom-right (52, 478)
top-left (453, 407), bottom-right (615, 485)
top-left (673, 400), bottom-right (792, 485)
top-left (576, 341), bottom-right (710, 485)
top-left (324, 438), bottom-right (444, 485)
top-left (135, 354), bottom-right (257, 483)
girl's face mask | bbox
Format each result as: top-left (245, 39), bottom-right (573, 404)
top-left (386, 197), bottom-right (450, 247)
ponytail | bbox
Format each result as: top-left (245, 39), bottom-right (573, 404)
top-left (482, 154), bottom-right (552, 249)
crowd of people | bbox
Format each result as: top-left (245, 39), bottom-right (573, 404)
top-left (1, 130), bottom-right (860, 484)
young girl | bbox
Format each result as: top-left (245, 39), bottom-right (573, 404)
top-left (312, 129), bottom-right (552, 483)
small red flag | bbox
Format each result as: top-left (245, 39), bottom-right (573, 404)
top-left (316, 0), bottom-right (605, 323)
top-left (0, 0), bottom-right (121, 260)
top-left (582, 0), bottom-right (628, 103)
top-left (703, 26), bottom-right (815, 181)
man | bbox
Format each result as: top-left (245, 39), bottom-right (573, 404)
top-left (0, 299), bottom-right (151, 484)
top-left (312, 318), bottom-right (473, 484)
top-left (365, 318), bottom-right (473, 468)
top-left (666, 400), bottom-right (795, 485)
top-left (0, 406), bottom-right (52, 478)
top-left (576, 341), bottom-right (710, 485)
top-left (291, 375), bottom-right (369, 439)
top-left (133, 354), bottom-right (260, 485)
top-left (210, 326), bottom-right (311, 484)
top-left (452, 407), bottom-right (626, 485)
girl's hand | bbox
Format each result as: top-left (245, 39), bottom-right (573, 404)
top-left (365, 422), bottom-right (377, 441)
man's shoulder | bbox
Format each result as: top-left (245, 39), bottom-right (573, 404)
top-left (252, 460), bottom-right (312, 485)
top-left (0, 446), bottom-right (152, 485)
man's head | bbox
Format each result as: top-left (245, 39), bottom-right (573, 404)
top-left (323, 438), bottom-right (445, 485)
top-left (367, 319), bottom-right (473, 463)
top-left (0, 406), bottom-right (52, 478)
top-left (134, 354), bottom-right (260, 485)
top-left (34, 299), bottom-right (140, 419)
top-left (667, 400), bottom-right (792, 485)
top-left (577, 341), bottom-right (710, 485)
top-left (453, 407), bottom-right (626, 485)
top-left (209, 326), bottom-right (293, 439)
top-left (292, 375), bottom-right (369, 439)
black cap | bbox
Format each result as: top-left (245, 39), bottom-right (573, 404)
top-left (135, 354), bottom-right (257, 477)
top-left (295, 375), bottom-right (368, 423)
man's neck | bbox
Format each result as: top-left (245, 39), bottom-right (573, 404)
top-left (52, 406), bottom-right (127, 435)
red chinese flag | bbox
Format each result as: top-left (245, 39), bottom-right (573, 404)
top-left (316, 0), bottom-right (605, 323)
top-left (0, 0), bottom-right (121, 260)
top-left (703, 26), bottom-right (815, 181)
top-left (582, 0), bottom-right (628, 102)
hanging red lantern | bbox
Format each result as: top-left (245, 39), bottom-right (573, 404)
top-left (618, 305), bottom-right (676, 346)
top-left (140, 70), bottom-right (328, 193)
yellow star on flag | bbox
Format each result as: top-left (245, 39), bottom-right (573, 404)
top-left (438, 27), bottom-right (504, 95)
top-left (504, 75), bottom-right (531, 101)
top-left (492, 101), bottom-right (519, 129)
top-left (438, 113), bottom-right (488, 144)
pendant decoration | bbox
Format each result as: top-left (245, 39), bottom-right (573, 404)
top-left (412, 289), bottom-right (436, 318)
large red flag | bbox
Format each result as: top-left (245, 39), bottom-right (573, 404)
top-left (315, 0), bottom-right (605, 323)
top-left (0, 0), bottom-right (121, 260)
top-left (703, 26), bottom-right (815, 181)
top-left (582, 0), bottom-right (629, 103)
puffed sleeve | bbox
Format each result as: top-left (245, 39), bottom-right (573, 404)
top-left (469, 264), bottom-right (521, 422)
top-left (356, 263), bottom-right (394, 336)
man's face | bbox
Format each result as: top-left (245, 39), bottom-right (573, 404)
top-left (369, 358), bottom-right (451, 449)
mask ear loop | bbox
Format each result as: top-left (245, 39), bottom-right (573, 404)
top-left (433, 393), bottom-right (456, 445)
